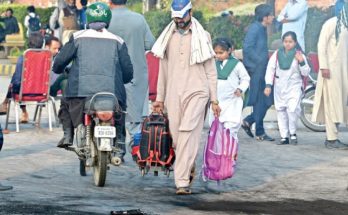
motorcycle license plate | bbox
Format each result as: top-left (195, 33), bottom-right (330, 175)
top-left (94, 126), bottom-right (116, 138)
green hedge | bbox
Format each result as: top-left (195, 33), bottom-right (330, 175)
top-left (0, 4), bottom-right (54, 39)
top-left (304, 7), bottom-right (332, 53)
top-left (127, 0), bottom-right (143, 13)
top-left (206, 15), bottom-right (254, 49)
top-left (143, 10), bottom-right (254, 50)
top-left (144, 10), bottom-right (171, 38)
top-left (144, 10), bottom-right (206, 38)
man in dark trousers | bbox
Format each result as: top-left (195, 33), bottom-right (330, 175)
top-left (0, 123), bottom-right (13, 191)
top-left (241, 4), bottom-right (275, 141)
top-left (52, 2), bottom-right (133, 148)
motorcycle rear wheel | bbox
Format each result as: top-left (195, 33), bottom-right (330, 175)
top-left (93, 150), bottom-right (108, 187)
top-left (300, 88), bottom-right (326, 132)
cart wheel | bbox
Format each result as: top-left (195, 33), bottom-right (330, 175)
top-left (154, 171), bottom-right (158, 176)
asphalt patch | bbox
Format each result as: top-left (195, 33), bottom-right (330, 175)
top-left (168, 199), bottom-right (348, 215)
top-left (0, 203), bottom-right (101, 215)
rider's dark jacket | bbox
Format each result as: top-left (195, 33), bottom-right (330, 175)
top-left (52, 28), bottom-right (133, 109)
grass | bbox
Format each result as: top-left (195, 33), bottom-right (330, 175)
top-left (128, 2), bottom-right (143, 14)
top-left (228, 1), bottom-right (264, 16)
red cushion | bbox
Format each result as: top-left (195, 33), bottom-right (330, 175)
top-left (21, 49), bottom-right (52, 96)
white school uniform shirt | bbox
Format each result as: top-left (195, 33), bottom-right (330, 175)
top-left (265, 51), bottom-right (310, 114)
top-left (209, 59), bottom-right (250, 131)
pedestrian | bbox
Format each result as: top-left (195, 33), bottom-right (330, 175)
top-left (312, 1), bottom-right (348, 149)
top-left (52, 2), bottom-right (133, 149)
top-left (209, 38), bottom-right (250, 139)
top-left (277, 0), bottom-right (308, 51)
top-left (47, 35), bottom-right (68, 98)
top-left (108, 0), bottom-right (155, 161)
top-left (152, 0), bottom-right (220, 195)
top-left (264, 31), bottom-right (310, 145)
top-left (0, 32), bottom-right (44, 122)
top-left (0, 123), bottom-right (13, 191)
top-left (49, 0), bottom-right (67, 40)
top-left (44, 35), bottom-right (62, 85)
top-left (24, 5), bottom-right (41, 37)
top-left (0, 8), bottom-right (19, 36)
top-left (59, 0), bottom-right (79, 45)
top-left (77, 0), bottom-right (88, 30)
top-left (241, 4), bottom-right (275, 142)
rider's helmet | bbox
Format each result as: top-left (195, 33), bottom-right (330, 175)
top-left (86, 2), bottom-right (112, 27)
top-left (171, 0), bottom-right (192, 18)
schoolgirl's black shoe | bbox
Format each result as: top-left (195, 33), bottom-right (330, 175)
top-left (277, 137), bottom-right (289, 145)
top-left (290, 134), bottom-right (298, 145)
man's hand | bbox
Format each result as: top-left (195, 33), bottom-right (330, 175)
top-left (75, 0), bottom-right (83, 9)
top-left (264, 87), bottom-right (272, 97)
top-left (281, 19), bottom-right (289, 24)
top-left (211, 103), bottom-right (221, 118)
top-left (234, 88), bottom-right (242, 97)
top-left (152, 101), bottom-right (164, 113)
top-left (321, 69), bottom-right (330, 79)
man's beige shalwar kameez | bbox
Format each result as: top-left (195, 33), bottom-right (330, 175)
top-left (312, 17), bottom-right (348, 140)
top-left (156, 30), bottom-right (217, 188)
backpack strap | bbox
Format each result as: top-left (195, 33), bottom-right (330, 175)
top-left (63, 7), bottom-right (73, 16)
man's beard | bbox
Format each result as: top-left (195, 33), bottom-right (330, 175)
top-left (175, 18), bottom-right (191, 29)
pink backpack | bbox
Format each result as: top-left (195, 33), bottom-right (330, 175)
top-left (202, 118), bottom-right (238, 181)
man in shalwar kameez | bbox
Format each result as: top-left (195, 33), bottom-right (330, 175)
top-left (108, 0), bottom-right (155, 161)
top-left (152, 0), bottom-right (220, 195)
top-left (277, 0), bottom-right (308, 51)
top-left (312, 1), bottom-right (348, 149)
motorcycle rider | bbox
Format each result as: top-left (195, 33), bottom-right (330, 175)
top-left (52, 2), bottom-right (133, 149)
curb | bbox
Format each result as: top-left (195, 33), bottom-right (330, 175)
top-left (0, 64), bottom-right (15, 76)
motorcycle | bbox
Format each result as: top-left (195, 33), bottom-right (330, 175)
top-left (66, 92), bottom-right (123, 187)
top-left (299, 59), bottom-right (326, 132)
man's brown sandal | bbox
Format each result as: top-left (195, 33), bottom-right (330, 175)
top-left (176, 187), bottom-right (191, 195)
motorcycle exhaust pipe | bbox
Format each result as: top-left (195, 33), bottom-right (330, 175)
top-left (111, 157), bottom-right (122, 166)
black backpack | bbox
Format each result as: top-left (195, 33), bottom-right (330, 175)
top-left (131, 112), bottom-right (175, 174)
top-left (28, 15), bottom-right (41, 32)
